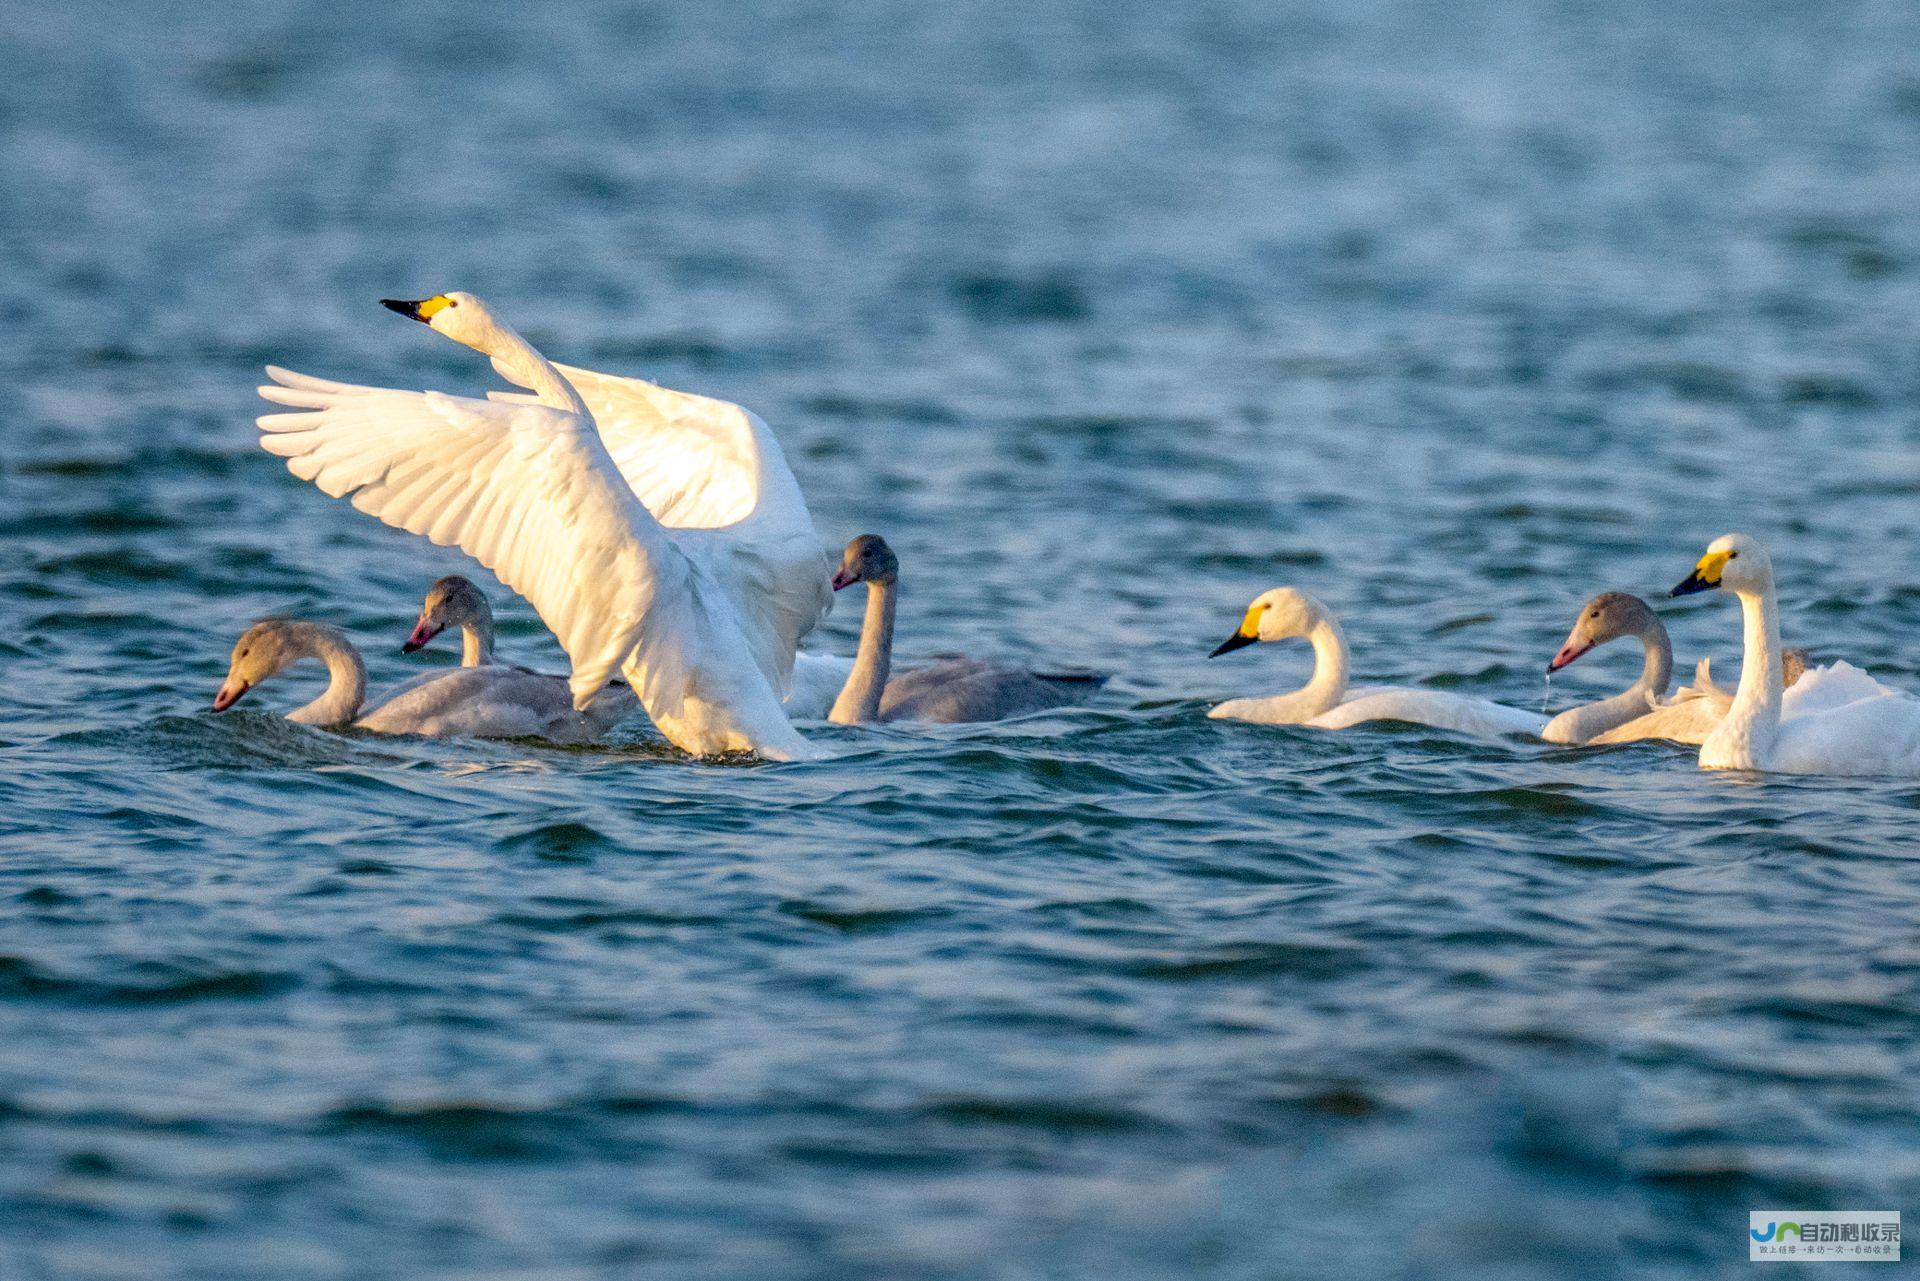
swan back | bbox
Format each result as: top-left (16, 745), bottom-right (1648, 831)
top-left (879, 662), bottom-right (1106, 724)
top-left (357, 664), bottom-right (627, 742)
top-left (1307, 688), bottom-right (1547, 737)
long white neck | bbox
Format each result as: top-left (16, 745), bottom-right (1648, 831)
top-left (483, 318), bottom-right (589, 416)
top-left (1295, 616), bottom-right (1350, 718)
top-left (286, 626), bottom-right (367, 726)
top-left (1701, 582), bottom-right (1782, 768)
top-left (828, 581), bottom-right (896, 725)
top-left (1542, 623), bottom-right (1673, 744)
top-left (458, 603), bottom-right (495, 666)
top-left (1215, 614), bottom-right (1350, 724)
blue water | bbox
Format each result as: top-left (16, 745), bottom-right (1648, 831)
top-left (4, 1), bottom-right (1920, 1276)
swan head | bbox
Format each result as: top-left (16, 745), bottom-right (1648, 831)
top-left (1672, 533), bottom-right (1770, 598)
top-left (213, 619), bottom-right (307, 711)
top-left (1208, 587), bottom-right (1325, 657)
top-left (380, 291), bottom-right (496, 350)
top-left (1547, 592), bottom-right (1659, 673)
top-left (832, 534), bottom-right (899, 591)
top-left (405, 575), bottom-right (491, 653)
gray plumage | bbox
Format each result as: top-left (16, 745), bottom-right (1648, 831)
top-left (825, 535), bottom-right (1106, 725)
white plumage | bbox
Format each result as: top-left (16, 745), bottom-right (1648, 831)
top-left (1206, 587), bottom-right (1546, 738)
top-left (256, 292), bottom-right (826, 760)
top-left (1673, 534), bottom-right (1920, 776)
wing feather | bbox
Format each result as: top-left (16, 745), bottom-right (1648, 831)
top-left (489, 364), bottom-right (831, 691)
top-left (258, 367), bottom-right (680, 707)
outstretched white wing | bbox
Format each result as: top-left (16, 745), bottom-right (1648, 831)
top-left (259, 367), bottom-right (675, 707)
top-left (488, 362), bottom-right (830, 692)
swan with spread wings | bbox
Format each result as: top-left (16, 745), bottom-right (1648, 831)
top-left (256, 292), bottom-right (831, 759)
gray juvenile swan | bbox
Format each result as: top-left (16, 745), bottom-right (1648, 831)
top-left (212, 617), bottom-right (629, 741)
top-left (403, 574), bottom-right (505, 666)
top-left (399, 575), bottom-right (637, 738)
top-left (825, 535), bottom-right (1107, 725)
top-left (1541, 593), bottom-right (1675, 744)
top-left (1542, 591), bottom-right (1811, 746)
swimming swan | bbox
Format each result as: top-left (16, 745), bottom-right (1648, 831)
top-left (1542, 593), bottom-right (1767, 745)
top-left (1206, 588), bottom-right (1546, 737)
top-left (1671, 533), bottom-right (1919, 775)
top-left (1541, 593), bottom-right (1676, 744)
top-left (257, 292), bottom-right (827, 760)
top-left (397, 575), bottom-right (636, 739)
top-left (1541, 593), bottom-right (1831, 744)
top-left (211, 618), bottom-right (629, 740)
top-left (825, 535), bottom-right (1107, 724)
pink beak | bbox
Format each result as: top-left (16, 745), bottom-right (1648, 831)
top-left (1547, 641), bottom-right (1588, 673)
top-left (211, 678), bottom-right (249, 712)
top-left (402, 617), bottom-right (440, 653)
top-left (831, 570), bottom-right (855, 591)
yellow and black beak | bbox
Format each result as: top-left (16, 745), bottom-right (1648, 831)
top-left (1209, 604), bottom-right (1263, 658)
top-left (380, 296), bottom-right (452, 323)
top-left (1671, 549), bottom-right (1732, 598)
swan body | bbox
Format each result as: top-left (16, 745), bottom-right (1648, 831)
top-left (824, 535), bottom-right (1107, 724)
top-left (397, 575), bottom-right (636, 739)
top-left (1539, 592), bottom-right (1836, 747)
top-left (211, 618), bottom-right (628, 741)
top-left (1206, 588), bottom-right (1546, 738)
top-left (257, 292), bottom-right (824, 760)
top-left (1585, 650), bottom-right (1821, 746)
top-left (1585, 688), bottom-right (1725, 747)
top-left (486, 358), bottom-right (831, 689)
top-left (1671, 534), bottom-right (1920, 776)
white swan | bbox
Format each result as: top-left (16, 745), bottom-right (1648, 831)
top-left (211, 618), bottom-right (629, 740)
top-left (1671, 533), bottom-right (1919, 775)
top-left (1206, 588), bottom-right (1546, 737)
top-left (396, 575), bottom-right (636, 738)
top-left (825, 535), bottom-right (1107, 724)
top-left (256, 293), bottom-right (828, 760)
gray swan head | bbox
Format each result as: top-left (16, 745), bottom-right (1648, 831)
top-left (832, 534), bottom-right (899, 592)
top-left (406, 575), bottom-right (492, 653)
